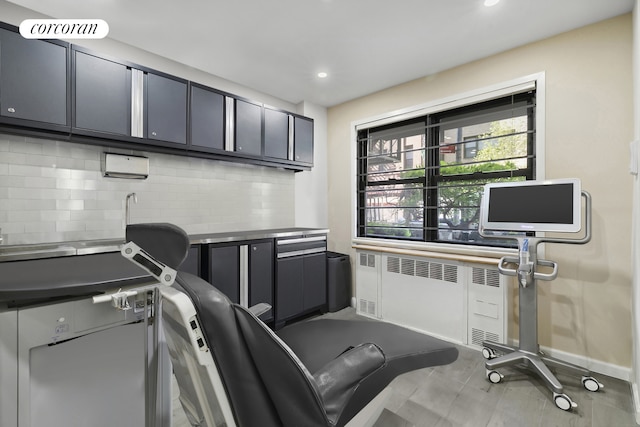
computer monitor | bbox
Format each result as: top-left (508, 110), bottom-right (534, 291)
top-left (479, 178), bottom-right (582, 233)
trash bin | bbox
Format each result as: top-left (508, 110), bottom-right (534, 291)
top-left (326, 251), bottom-right (351, 312)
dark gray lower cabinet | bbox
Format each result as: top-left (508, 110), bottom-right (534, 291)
top-left (208, 244), bottom-right (240, 303)
top-left (181, 245), bottom-right (202, 278)
top-left (205, 240), bottom-right (273, 322)
top-left (275, 252), bottom-right (327, 328)
top-left (248, 242), bottom-right (274, 322)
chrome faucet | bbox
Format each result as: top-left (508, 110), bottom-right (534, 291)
top-left (125, 193), bottom-right (137, 226)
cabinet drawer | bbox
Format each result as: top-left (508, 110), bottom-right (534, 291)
top-left (276, 236), bottom-right (326, 258)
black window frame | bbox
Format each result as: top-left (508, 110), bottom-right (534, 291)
top-left (357, 89), bottom-right (536, 247)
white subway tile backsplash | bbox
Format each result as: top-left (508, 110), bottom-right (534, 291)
top-left (56, 221), bottom-right (86, 232)
top-left (1, 134), bottom-right (295, 244)
top-left (24, 221), bottom-right (55, 233)
top-left (56, 200), bottom-right (85, 211)
top-left (41, 210), bottom-right (71, 221)
top-left (24, 176), bottom-right (56, 189)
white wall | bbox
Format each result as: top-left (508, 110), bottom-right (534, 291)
top-left (295, 101), bottom-right (328, 229)
top-left (631, 1), bottom-right (640, 422)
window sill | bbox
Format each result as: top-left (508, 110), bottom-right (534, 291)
top-left (351, 237), bottom-right (516, 266)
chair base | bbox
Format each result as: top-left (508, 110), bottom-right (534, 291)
top-left (482, 340), bottom-right (603, 410)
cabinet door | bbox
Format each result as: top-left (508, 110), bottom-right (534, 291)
top-left (190, 85), bottom-right (225, 151)
top-left (264, 108), bottom-right (289, 160)
top-left (294, 116), bottom-right (313, 164)
top-left (209, 245), bottom-right (240, 303)
top-left (303, 253), bottom-right (327, 310)
top-left (0, 28), bottom-right (68, 127)
top-left (73, 50), bottom-right (129, 136)
top-left (182, 245), bottom-right (201, 277)
top-left (275, 257), bottom-right (304, 322)
top-left (146, 73), bottom-right (187, 145)
top-left (235, 98), bottom-right (262, 156)
top-left (249, 242), bottom-right (274, 322)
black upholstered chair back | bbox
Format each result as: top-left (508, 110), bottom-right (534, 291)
top-left (173, 273), bottom-right (284, 426)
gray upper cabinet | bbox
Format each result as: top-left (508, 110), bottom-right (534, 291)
top-left (73, 50), bottom-right (130, 136)
top-left (0, 21), bottom-right (313, 171)
top-left (234, 98), bottom-right (262, 156)
top-left (0, 27), bottom-right (69, 129)
top-left (294, 116), bottom-right (314, 164)
top-left (190, 84), bottom-right (225, 151)
top-left (146, 72), bottom-right (188, 145)
top-left (264, 107), bottom-right (289, 160)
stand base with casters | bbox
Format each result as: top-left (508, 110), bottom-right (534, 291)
top-left (482, 340), bottom-right (603, 410)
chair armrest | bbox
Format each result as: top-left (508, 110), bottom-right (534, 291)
top-left (313, 343), bottom-right (386, 424)
top-left (248, 303), bottom-right (272, 318)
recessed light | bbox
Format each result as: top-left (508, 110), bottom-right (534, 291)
top-left (317, 72), bottom-right (328, 79)
top-left (484, 0), bottom-right (499, 6)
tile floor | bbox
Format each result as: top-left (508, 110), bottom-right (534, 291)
top-left (171, 308), bottom-right (638, 426)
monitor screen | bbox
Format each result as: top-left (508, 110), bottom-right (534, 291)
top-left (480, 179), bottom-right (582, 233)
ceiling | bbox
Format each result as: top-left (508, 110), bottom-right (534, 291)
top-left (8, 0), bottom-right (635, 107)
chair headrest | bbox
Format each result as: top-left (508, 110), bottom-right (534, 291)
top-left (125, 223), bottom-right (190, 270)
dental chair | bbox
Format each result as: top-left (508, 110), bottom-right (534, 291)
top-left (124, 223), bottom-right (459, 427)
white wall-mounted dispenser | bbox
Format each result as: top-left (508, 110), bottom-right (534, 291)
top-left (102, 153), bottom-right (149, 179)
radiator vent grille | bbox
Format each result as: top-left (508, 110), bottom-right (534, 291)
top-left (444, 265), bottom-right (458, 283)
top-left (472, 267), bottom-right (500, 287)
top-left (387, 257), bottom-right (400, 274)
top-left (360, 253), bottom-right (376, 268)
top-left (430, 263), bottom-right (443, 281)
top-left (471, 328), bottom-right (501, 346)
top-left (471, 328), bottom-right (500, 346)
top-left (386, 256), bottom-right (459, 284)
top-left (358, 298), bottom-right (376, 316)
top-left (416, 260), bottom-right (429, 278)
top-left (401, 258), bottom-right (415, 276)
top-left (471, 328), bottom-right (484, 346)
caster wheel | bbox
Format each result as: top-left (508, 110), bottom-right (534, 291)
top-left (487, 370), bottom-right (503, 384)
top-left (482, 347), bottom-right (497, 360)
top-left (553, 393), bottom-right (577, 411)
top-left (582, 376), bottom-right (603, 392)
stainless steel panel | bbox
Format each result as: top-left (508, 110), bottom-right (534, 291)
top-left (288, 114), bottom-right (294, 161)
top-left (239, 245), bottom-right (249, 307)
top-left (131, 69), bottom-right (144, 138)
top-left (225, 96), bottom-right (235, 152)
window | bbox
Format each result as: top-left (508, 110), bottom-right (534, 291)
top-left (356, 89), bottom-right (536, 246)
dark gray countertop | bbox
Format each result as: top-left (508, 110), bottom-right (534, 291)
top-left (0, 227), bottom-right (328, 301)
top-left (0, 252), bottom-right (155, 302)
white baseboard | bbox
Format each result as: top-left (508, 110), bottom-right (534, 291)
top-left (498, 339), bottom-right (632, 382)
top-left (632, 382), bottom-right (640, 425)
